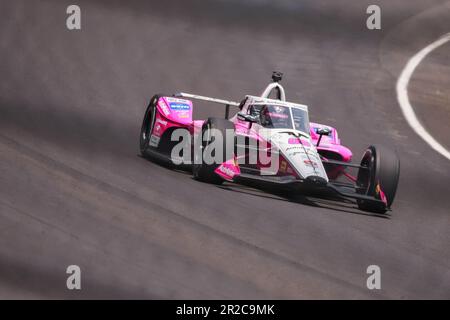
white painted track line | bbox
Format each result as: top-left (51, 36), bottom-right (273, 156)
top-left (396, 33), bottom-right (450, 161)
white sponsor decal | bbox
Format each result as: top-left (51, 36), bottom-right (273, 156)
top-left (158, 100), bottom-right (171, 116)
top-left (166, 97), bottom-right (191, 104)
top-left (156, 119), bottom-right (168, 126)
top-left (150, 135), bottom-right (160, 147)
top-left (218, 165), bottom-right (235, 178)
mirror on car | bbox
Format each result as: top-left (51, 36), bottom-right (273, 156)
top-left (317, 127), bottom-right (331, 136)
top-left (316, 127), bottom-right (331, 147)
top-left (237, 112), bottom-right (258, 123)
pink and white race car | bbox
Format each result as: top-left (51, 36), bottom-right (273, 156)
top-left (139, 72), bottom-right (400, 214)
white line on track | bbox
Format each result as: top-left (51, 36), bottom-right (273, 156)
top-left (396, 32), bottom-right (450, 161)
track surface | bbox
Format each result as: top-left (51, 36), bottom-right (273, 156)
top-left (0, 0), bottom-right (449, 299)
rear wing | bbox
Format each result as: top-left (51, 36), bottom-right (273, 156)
top-left (174, 92), bottom-right (240, 119)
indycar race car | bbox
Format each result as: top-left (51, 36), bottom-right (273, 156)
top-left (139, 72), bottom-right (400, 214)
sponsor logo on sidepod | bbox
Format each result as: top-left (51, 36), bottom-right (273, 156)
top-left (219, 165), bottom-right (236, 178)
top-left (170, 103), bottom-right (191, 111)
top-left (158, 100), bottom-right (170, 116)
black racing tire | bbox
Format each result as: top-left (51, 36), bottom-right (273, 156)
top-left (356, 145), bottom-right (400, 213)
top-left (193, 117), bottom-right (235, 185)
top-left (140, 94), bottom-right (161, 157)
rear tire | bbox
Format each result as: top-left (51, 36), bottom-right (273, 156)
top-left (139, 94), bottom-right (160, 157)
top-left (356, 145), bottom-right (400, 213)
top-left (193, 117), bottom-right (235, 185)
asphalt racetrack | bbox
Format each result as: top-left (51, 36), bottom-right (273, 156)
top-left (0, 0), bottom-right (449, 298)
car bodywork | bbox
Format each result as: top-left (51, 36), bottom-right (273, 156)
top-left (141, 75), bottom-right (395, 213)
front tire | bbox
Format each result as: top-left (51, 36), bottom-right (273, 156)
top-left (193, 117), bottom-right (235, 185)
top-left (356, 145), bottom-right (400, 213)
